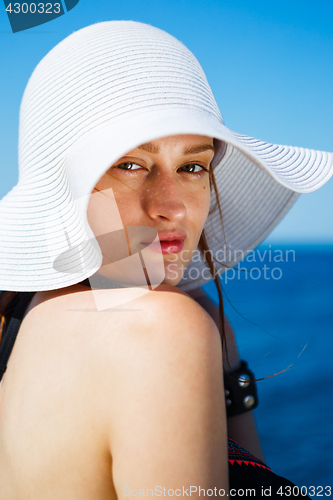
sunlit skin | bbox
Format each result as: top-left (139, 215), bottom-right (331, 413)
top-left (87, 134), bottom-right (215, 287)
top-left (0, 134), bottom-right (260, 500)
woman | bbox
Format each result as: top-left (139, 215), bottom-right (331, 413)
top-left (0, 21), bottom-right (332, 499)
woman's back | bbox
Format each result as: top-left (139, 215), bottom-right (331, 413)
top-left (0, 285), bottom-right (228, 499)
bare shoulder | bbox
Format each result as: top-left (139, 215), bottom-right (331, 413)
top-left (88, 282), bottom-right (224, 421)
top-left (139, 283), bottom-right (221, 346)
top-left (27, 282), bottom-right (217, 337)
top-left (23, 283), bottom-right (222, 401)
top-left (110, 283), bottom-right (223, 385)
top-left (24, 283), bottom-right (221, 359)
top-left (20, 284), bottom-right (227, 491)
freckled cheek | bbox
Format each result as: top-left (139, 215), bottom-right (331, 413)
top-left (197, 198), bottom-right (211, 234)
top-left (186, 198), bottom-right (210, 243)
top-left (114, 191), bottom-right (143, 222)
top-left (189, 188), bottom-right (210, 215)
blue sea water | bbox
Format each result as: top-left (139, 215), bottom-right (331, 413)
top-left (202, 244), bottom-right (333, 488)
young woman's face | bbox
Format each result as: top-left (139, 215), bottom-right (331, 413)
top-left (87, 134), bottom-right (214, 287)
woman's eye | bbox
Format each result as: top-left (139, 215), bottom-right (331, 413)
top-left (115, 162), bottom-right (142, 171)
top-left (112, 162), bottom-right (208, 175)
top-left (180, 164), bottom-right (208, 174)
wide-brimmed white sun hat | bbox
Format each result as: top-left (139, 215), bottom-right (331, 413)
top-left (0, 20), bottom-right (332, 292)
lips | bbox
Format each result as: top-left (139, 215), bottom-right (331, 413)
top-left (140, 230), bottom-right (186, 254)
top-left (145, 240), bottom-right (185, 254)
top-left (140, 230), bottom-right (186, 244)
top-left (156, 230), bottom-right (187, 242)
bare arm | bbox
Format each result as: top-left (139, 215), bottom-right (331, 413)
top-left (186, 287), bottom-right (265, 463)
top-left (99, 289), bottom-right (229, 497)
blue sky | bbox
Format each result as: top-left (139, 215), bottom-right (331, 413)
top-left (1, 0), bottom-right (332, 243)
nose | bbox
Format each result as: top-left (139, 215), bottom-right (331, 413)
top-left (143, 174), bottom-right (187, 223)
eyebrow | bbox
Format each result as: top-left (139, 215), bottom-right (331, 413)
top-left (138, 143), bottom-right (215, 155)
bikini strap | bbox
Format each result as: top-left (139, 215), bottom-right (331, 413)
top-left (0, 292), bottom-right (35, 382)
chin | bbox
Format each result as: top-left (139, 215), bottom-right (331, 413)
top-left (161, 262), bottom-right (186, 287)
